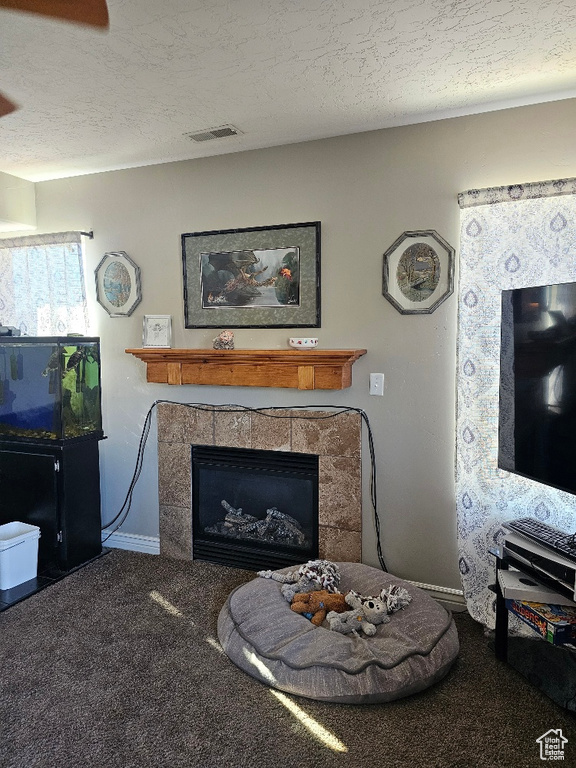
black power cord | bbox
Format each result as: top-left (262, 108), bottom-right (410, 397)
top-left (101, 401), bottom-right (387, 572)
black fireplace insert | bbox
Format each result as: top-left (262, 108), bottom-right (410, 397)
top-left (191, 445), bottom-right (319, 570)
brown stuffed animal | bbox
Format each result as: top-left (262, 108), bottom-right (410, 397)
top-left (290, 589), bottom-right (349, 626)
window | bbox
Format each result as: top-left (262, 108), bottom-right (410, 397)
top-left (0, 231), bottom-right (88, 335)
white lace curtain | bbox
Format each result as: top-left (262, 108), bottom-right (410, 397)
top-left (0, 231), bottom-right (88, 335)
top-left (456, 179), bottom-right (576, 627)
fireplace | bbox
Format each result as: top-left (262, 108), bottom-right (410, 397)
top-left (191, 445), bottom-right (319, 570)
top-left (157, 404), bottom-right (362, 566)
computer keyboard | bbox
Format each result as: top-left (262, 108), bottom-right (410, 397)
top-left (504, 517), bottom-right (576, 563)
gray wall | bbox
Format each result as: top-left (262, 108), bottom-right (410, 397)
top-left (19, 98), bottom-right (576, 590)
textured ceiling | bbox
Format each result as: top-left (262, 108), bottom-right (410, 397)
top-left (1, 0), bottom-right (576, 182)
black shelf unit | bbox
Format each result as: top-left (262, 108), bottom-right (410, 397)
top-left (490, 546), bottom-right (576, 712)
top-left (0, 437), bottom-right (105, 610)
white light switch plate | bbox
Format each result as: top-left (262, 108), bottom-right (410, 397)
top-left (369, 373), bottom-right (385, 396)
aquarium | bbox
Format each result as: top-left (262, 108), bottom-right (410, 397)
top-left (0, 337), bottom-right (103, 442)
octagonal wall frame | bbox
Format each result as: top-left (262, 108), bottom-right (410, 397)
top-left (95, 250), bottom-right (142, 317)
top-left (382, 230), bottom-right (454, 315)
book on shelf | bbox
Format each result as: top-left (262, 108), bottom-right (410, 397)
top-left (506, 599), bottom-right (576, 646)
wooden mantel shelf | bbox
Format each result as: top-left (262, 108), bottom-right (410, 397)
top-left (125, 348), bottom-right (367, 390)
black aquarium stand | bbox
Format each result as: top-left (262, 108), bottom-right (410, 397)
top-left (0, 437), bottom-right (105, 611)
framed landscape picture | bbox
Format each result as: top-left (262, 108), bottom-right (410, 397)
top-left (181, 222), bottom-right (321, 328)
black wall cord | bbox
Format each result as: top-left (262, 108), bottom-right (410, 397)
top-left (101, 401), bottom-right (388, 572)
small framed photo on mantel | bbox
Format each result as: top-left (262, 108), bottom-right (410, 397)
top-left (142, 315), bottom-right (172, 348)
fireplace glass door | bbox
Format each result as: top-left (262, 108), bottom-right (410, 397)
top-left (192, 445), bottom-right (319, 570)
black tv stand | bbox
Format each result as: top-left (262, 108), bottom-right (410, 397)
top-left (490, 546), bottom-right (576, 712)
top-left (491, 545), bottom-right (576, 659)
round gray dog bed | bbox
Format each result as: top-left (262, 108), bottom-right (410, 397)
top-left (217, 561), bottom-right (459, 704)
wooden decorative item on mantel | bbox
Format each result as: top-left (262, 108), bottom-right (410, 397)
top-left (125, 348), bottom-right (367, 390)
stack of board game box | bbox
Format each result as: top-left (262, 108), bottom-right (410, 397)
top-left (505, 599), bottom-right (576, 646)
top-left (498, 569), bottom-right (576, 646)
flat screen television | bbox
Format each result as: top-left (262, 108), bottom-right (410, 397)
top-left (499, 280), bottom-right (576, 496)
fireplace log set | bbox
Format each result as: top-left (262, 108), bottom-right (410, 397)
top-left (205, 500), bottom-right (310, 548)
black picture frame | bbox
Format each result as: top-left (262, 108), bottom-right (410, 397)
top-left (181, 222), bottom-right (321, 329)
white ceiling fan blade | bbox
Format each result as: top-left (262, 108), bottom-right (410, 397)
top-left (0, 0), bottom-right (109, 28)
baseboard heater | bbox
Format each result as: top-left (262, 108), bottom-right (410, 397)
top-left (407, 580), bottom-right (464, 603)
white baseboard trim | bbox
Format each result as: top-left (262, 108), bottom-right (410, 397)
top-left (101, 531), bottom-right (160, 555)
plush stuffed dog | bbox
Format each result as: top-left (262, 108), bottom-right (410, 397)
top-left (257, 559), bottom-right (341, 603)
top-left (327, 585), bottom-right (412, 636)
top-left (290, 589), bottom-right (349, 626)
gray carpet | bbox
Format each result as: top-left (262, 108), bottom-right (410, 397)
top-left (1, 549), bottom-right (575, 768)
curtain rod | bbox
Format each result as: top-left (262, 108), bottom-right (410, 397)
top-left (81, 230), bottom-right (94, 239)
top-left (458, 176), bottom-right (576, 209)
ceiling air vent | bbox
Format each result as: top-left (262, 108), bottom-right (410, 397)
top-left (185, 125), bottom-right (241, 143)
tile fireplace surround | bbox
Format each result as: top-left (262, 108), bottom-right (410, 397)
top-left (157, 403), bottom-right (362, 564)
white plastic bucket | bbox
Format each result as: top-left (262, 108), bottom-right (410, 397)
top-left (0, 521), bottom-right (40, 590)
